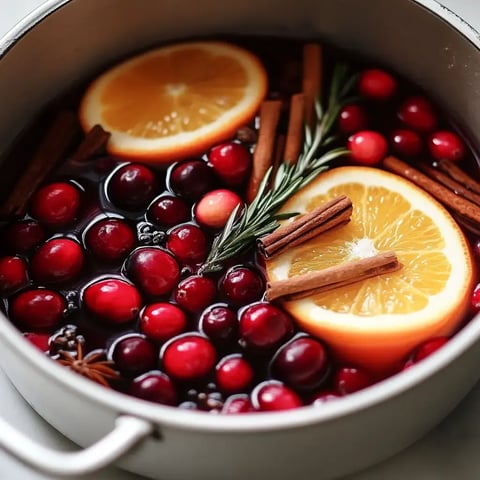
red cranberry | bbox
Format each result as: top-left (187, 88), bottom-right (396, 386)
top-left (338, 104), bottom-right (368, 135)
top-left (252, 381), bottom-right (302, 411)
top-left (30, 182), bottom-right (81, 228)
top-left (208, 142), bottom-right (252, 186)
top-left (148, 195), bottom-right (190, 227)
top-left (126, 247), bottom-right (180, 297)
top-left (174, 275), bottom-right (216, 313)
top-left (162, 334), bottom-right (216, 381)
top-left (428, 130), bottom-right (465, 162)
top-left (358, 68), bottom-right (397, 100)
top-left (111, 334), bottom-right (158, 376)
top-left (397, 96), bottom-right (438, 132)
top-left (3, 220), bottom-right (45, 253)
top-left (199, 303), bottom-right (238, 344)
top-left (412, 337), bottom-right (449, 362)
top-left (10, 289), bottom-right (65, 329)
top-left (216, 354), bottom-right (254, 393)
top-left (334, 366), bottom-right (371, 395)
top-left (85, 218), bottom-right (135, 263)
top-left (220, 266), bottom-right (264, 306)
top-left (0, 256), bottom-right (29, 295)
top-left (83, 278), bottom-right (142, 324)
top-left (23, 332), bottom-right (51, 352)
top-left (471, 282), bottom-right (480, 311)
top-left (348, 130), bottom-right (388, 166)
top-left (222, 394), bottom-right (254, 414)
top-left (271, 336), bottom-right (330, 390)
top-left (169, 160), bottom-right (214, 200)
top-left (166, 224), bottom-right (208, 264)
top-left (30, 238), bottom-right (84, 284)
top-left (128, 371), bottom-right (177, 406)
top-left (107, 163), bottom-right (158, 210)
top-left (140, 302), bottom-right (187, 342)
top-left (239, 303), bottom-right (294, 350)
top-left (311, 390), bottom-right (341, 405)
top-left (195, 189), bottom-right (243, 229)
top-left (390, 129), bottom-right (422, 157)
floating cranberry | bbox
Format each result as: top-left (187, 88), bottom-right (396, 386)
top-left (471, 282), bottom-right (480, 311)
top-left (216, 354), bottom-right (254, 393)
top-left (148, 195), bottom-right (190, 227)
top-left (412, 337), bottom-right (449, 362)
top-left (428, 130), bottom-right (465, 162)
top-left (107, 163), bottom-right (158, 210)
top-left (220, 266), bottom-right (264, 306)
top-left (3, 220), bottom-right (45, 253)
top-left (348, 130), bottom-right (388, 166)
top-left (162, 334), bottom-right (216, 381)
top-left (126, 247), bottom-right (180, 297)
top-left (397, 96), bottom-right (438, 132)
top-left (168, 159), bottom-right (214, 200)
top-left (199, 303), bottom-right (238, 344)
top-left (23, 332), bottom-right (51, 352)
top-left (239, 303), bottom-right (294, 350)
top-left (30, 238), bottom-right (84, 284)
top-left (358, 68), bottom-right (397, 100)
top-left (390, 129), bottom-right (422, 157)
top-left (338, 104), bottom-right (368, 135)
top-left (140, 302), bottom-right (187, 342)
top-left (174, 275), bottom-right (216, 313)
top-left (222, 394), bottom-right (254, 414)
top-left (83, 278), bottom-right (142, 324)
top-left (85, 218), bottom-right (135, 263)
top-left (128, 371), bottom-right (177, 406)
top-left (195, 189), bottom-right (243, 230)
top-left (111, 334), bottom-right (158, 376)
top-left (334, 366), bottom-right (371, 395)
top-left (0, 256), bottom-right (28, 295)
top-left (30, 182), bottom-right (81, 228)
top-left (252, 381), bottom-right (302, 411)
top-left (311, 390), bottom-right (341, 405)
top-left (10, 288), bottom-right (65, 329)
top-left (166, 224), bottom-right (208, 264)
top-left (208, 142), bottom-right (252, 186)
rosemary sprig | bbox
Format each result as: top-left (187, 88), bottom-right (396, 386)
top-left (201, 62), bottom-right (357, 273)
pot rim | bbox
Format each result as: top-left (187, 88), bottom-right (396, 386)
top-left (1, 0), bottom-right (480, 433)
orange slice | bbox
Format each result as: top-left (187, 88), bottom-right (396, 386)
top-left (266, 166), bottom-right (475, 373)
top-left (79, 41), bottom-right (267, 163)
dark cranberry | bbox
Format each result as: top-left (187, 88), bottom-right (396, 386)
top-left (162, 334), bottom-right (216, 381)
top-left (358, 68), bottom-right (397, 100)
top-left (311, 390), bottom-right (341, 405)
top-left (126, 247), bottom-right (180, 297)
top-left (23, 332), bottom-right (51, 352)
top-left (390, 129), bottom-right (422, 157)
top-left (169, 160), bottom-right (214, 200)
top-left (30, 182), bottom-right (81, 228)
top-left (334, 366), bottom-right (371, 395)
top-left (0, 256), bottom-right (29, 295)
top-left (195, 189), bottom-right (243, 229)
top-left (222, 394), bottom-right (254, 414)
top-left (271, 337), bottom-right (329, 390)
top-left (208, 142), bottom-right (252, 186)
top-left (199, 304), bottom-right (237, 344)
top-left (252, 381), bottom-right (302, 411)
top-left (30, 238), bottom-right (84, 284)
top-left (10, 289), bottom-right (65, 329)
top-left (220, 266), bottom-right (264, 306)
top-left (111, 334), bottom-right (157, 376)
top-left (148, 195), bottom-right (190, 227)
top-left (174, 275), bottom-right (216, 313)
top-left (348, 130), bottom-right (388, 166)
top-left (3, 220), bottom-right (45, 253)
top-left (338, 104), bottom-right (368, 135)
top-left (472, 282), bottom-right (480, 311)
top-left (83, 278), bottom-right (142, 324)
top-left (411, 337), bottom-right (449, 362)
top-left (107, 163), bottom-right (158, 210)
top-left (428, 130), bottom-right (465, 162)
top-left (239, 303), bottom-right (294, 350)
top-left (397, 96), bottom-right (438, 132)
top-left (166, 224), bottom-right (208, 264)
top-left (128, 371), bottom-right (177, 406)
top-left (85, 218), bottom-right (135, 263)
top-left (216, 354), bottom-right (254, 393)
top-left (140, 302), bottom-right (187, 342)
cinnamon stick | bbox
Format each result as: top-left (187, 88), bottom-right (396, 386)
top-left (68, 124), bottom-right (110, 164)
top-left (436, 158), bottom-right (480, 196)
top-left (246, 100), bottom-right (282, 203)
top-left (283, 93), bottom-right (305, 164)
top-left (303, 43), bottom-right (323, 128)
top-left (259, 195), bottom-right (353, 258)
top-left (266, 251), bottom-right (401, 301)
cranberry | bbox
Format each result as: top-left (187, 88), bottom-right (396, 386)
top-left (174, 275), bottom-right (216, 313)
top-left (334, 366), bottom-right (371, 395)
top-left (216, 354), bottom-right (254, 393)
top-left (412, 337), bottom-right (449, 362)
top-left (311, 390), bottom-right (341, 405)
top-left (338, 104), bottom-right (368, 135)
top-left (390, 129), bottom-right (422, 157)
top-left (85, 218), bottom-right (135, 263)
top-left (397, 96), bottom-right (438, 132)
top-left (148, 195), bottom-right (190, 227)
top-left (168, 160), bottom-right (214, 200)
top-left (208, 142), bottom-right (252, 186)
top-left (30, 182), bottom-right (81, 228)
top-left (239, 303), bottom-right (294, 350)
top-left (166, 224), bottom-right (208, 264)
top-left (471, 282), bottom-right (480, 311)
top-left (23, 332), bottom-right (51, 352)
top-left (0, 256), bottom-right (29, 295)
top-left (140, 302), bottom-right (187, 342)
top-left (162, 334), bottom-right (216, 381)
top-left (10, 289), bottom-right (65, 329)
top-left (271, 336), bottom-right (329, 390)
top-left (199, 303), bottom-right (238, 344)
top-left (220, 266), bottom-right (264, 306)
top-left (348, 130), bottom-right (388, 166)
top-left (128, 371), bottom-right (177, 406)
top-left (3, 220), bottom-right (45, 253)
top-left (107, 163), bottom-right (158, 210)
top-left (252, 381), bottom-right (302, 411)
top-left (195, 189), bottom-right (243, 229)
top-left (126, 247), bottom-right (180, 297)
top-left (30, 238), bottom-right (84, 284)
top-left (83, 278), bottom-right (142, 324)
top-left (111, 334), bottom-right (158, 376)
top-left (358, 68), bottom-right (397, 100)
top-left (428, 130), bottom-right (465, 162)
top-left (222, 394), bottom-right (254, 414)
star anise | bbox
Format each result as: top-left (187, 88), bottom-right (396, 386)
top-left (57, 342), bottom-right (119, 388)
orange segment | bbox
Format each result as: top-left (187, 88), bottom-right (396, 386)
top-left (266, 166), bottom-right (474, 373)
top-left (79, 41), bottom-right (267, 163)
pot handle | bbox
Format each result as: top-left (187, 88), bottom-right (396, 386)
top-left (0, 414), bottom-right (153, 476)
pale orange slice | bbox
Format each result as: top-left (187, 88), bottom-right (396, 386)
top-left (79, 41), bottom-right (267, 163)
top-left (266, 166), bottom-right (475, 374)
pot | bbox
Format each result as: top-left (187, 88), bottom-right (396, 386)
top-left (1, 1), bottom-right (480, 479)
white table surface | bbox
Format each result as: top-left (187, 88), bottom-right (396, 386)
top-left (1, 1), bottom-right (480, 479)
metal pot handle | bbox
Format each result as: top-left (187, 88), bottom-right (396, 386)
top-left (0, 414), bottom-right (153, 476)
